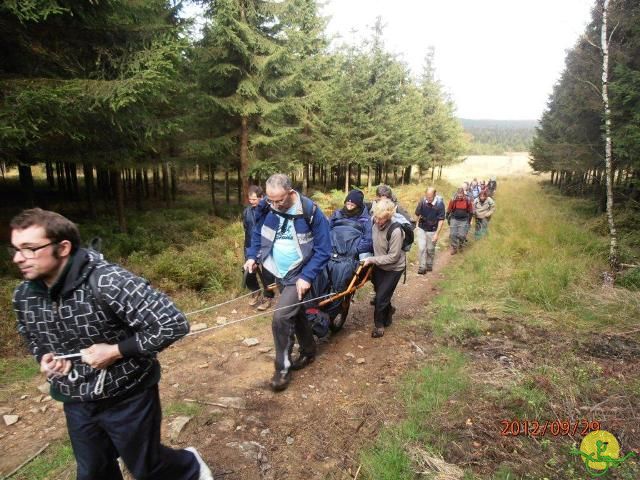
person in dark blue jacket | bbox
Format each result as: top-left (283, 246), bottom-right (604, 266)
top-left (244, 174), bottom-right (331, 391)
top-left (329, 189), bottom-right (373, 258)
top-left (242, 185), bottom-right (275, 311)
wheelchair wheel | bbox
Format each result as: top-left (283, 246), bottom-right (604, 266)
top-left (329, 293), bottom-right (352, 332)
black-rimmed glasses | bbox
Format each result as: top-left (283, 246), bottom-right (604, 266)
top-left (7, 242), bottom-right (57, 259)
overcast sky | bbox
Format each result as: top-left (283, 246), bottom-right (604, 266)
top-left (183, 0), bottom-right (595, 121)
top-left (322, 0), bottom-right (595, 120)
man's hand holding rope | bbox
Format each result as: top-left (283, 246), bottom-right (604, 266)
top-left (40, 352), bottom-right (72, 378)
top-left (81, 344), bottom-right (123, 370)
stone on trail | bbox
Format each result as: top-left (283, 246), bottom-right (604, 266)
top-left (231, 309), bottom-right (238, 314)
top-left (345, 352), bottom-right (355, 358)
top-left (190, 323), bottom-right (208, 332)
top-left (37, 382), bottom-right (50, 394)
top-left (216, 316), bottom-right (228, 325)
top-left (258, 347), bottom-right (273, 353)
top-left (242, 337), bottom-right (260, 347)
top-left (3, 415), bottom-right (19, 426)
top-left (216, 419), bottom-right (236, 432)
top-left (169, 416), bottom-right (192, 441)
top-left (226, 441), bottom-right (266, 462)
top-left (217, 397), bottom-right (246, 409)
top-left (0, 407), bottom-right (14, 416)
top-left (356, 358), bottom-right (366, 364)
top-left (286, 436), bottom-right (294, 445)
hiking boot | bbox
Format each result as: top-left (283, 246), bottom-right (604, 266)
top-left (256, 298), bottom-right (272, 311)
top-left (249, 291), bottom-right (262, 307)
top-left (426, 265), bottom-right (433, 272)
top-left (384, 306), bottom-right (396, 327)
top-left (185, 447), bottom-right (214, 480)
top-left (270, 370), bottom-right (291, 391)
top-left (450, 247), bottom-right (457, 255)
top-left (417, 268), bottom-right (426, 275)
top-left (291, 354), bottom-right (315, 371)
top-left (371, 327), bottom-right (384, 338)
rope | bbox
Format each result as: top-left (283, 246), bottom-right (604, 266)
top-left (185, 291), bottom-right (335, 337)
top-left (183, 290), bottom-right (257, 317)
top-left (50, 290), bottom-right (336, 392)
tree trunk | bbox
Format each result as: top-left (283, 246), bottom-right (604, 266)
top-left (367, 166), bottom-right (372, 191)
top-left (135, 168), bottom-right (143, 210)
top-left (55, 161), bottom-right (65, 195)
top-left (69, 163), bottom-right (79, 200)
top-left (600, 0), bottom-right (619, 274)
top-left (344, 163), bottom-right (349, 193)
top-left (225, 169), bottom-right (230, 204)
top-left (239, 116), bottom-right (250, 203)
top-left (83, 163), bottom-right (97, 218)
top-left (45, 161), bottom-right (55, 189)
top-left (18, 164), bottom-right (35, 206)
top-left (237, 165), bottom-right (242, 204)
top-left (302, 161), bottom-right (309, 195)
top-left (143, 169), bottom-right (150, 198)
top-left (111, 169), bottom-right (127, 233)
top-left (403, 165), bottom-right (412, 184)
top-left (357, 165), bottom-right (362, 187)
top-left (153, 166), bottom-right (160, 198)
top-left (170, 164), bottom-right (177, 202)
top-left (208, 163), bottom-right (217, 216)
top-left (161, 162), bottom-right (170, 206)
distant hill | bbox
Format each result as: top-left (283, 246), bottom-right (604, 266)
top-left (459, 118), bottom-right (537, 155)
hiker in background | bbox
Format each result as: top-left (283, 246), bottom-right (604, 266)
top-left (459, 182), bottom-right (473, 243)
top-left (362, 198), bottom-right (406, 338)
top-left (244, 174), bottom-right (331, 392)
top-left (374, 184), bottom-right (413, 225)
top-left (479, 179), bottom-right (488, 194)
top-left (242, 184), bottom-right (275, 311)
top-left (461, 181), bottom-right (473, 202)
top-left (487, 176), bottom-right (497, 197)
top-left (470, 179), bottom-right (481, 199)
top-left (473, 190), bottom-right (496, 239)
top-left (10, 209), bottom-right (213, 480)
top-left (446, 188), bottom-right (473, 255)
top-left (415, 187), bottom-right (445, 274)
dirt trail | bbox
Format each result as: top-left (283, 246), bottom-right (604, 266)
top-left (0, 249), bottom-right (451, 479)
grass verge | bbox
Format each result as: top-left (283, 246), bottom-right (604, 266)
top-left (10, 439), bottom-right (75, 480)
top-left (359, 177), bottom-right (640, 479)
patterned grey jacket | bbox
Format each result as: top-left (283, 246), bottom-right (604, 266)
top-left (13, 248), bottom-right (189, 402)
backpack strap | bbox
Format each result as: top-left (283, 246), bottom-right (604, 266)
top-left (88, 269), bottom-right (119, 322)
top-left (270, 195), bottom-right (318, 229)
top-left (301, 195), bottom-right (317, 228)
top-left (386, 223), bottom-right (407, 284)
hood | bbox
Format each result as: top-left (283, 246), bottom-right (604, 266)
top-left (28, 248), bottom-right (103, 300)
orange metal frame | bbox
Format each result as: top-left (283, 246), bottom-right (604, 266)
top-left (260, 262), bottom-right (372, 308)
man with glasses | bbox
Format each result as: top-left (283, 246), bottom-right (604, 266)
top-left (9, 208), bottom-right (213, 480)
top-left (244, 174), bottom-right (331, 391)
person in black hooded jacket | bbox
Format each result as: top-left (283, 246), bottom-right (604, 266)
top-left (242, 184), bottom-right (275, 310)
top-left (10, 208), bottom-right (213, 480)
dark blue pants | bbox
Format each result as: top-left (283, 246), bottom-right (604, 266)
top-left (64, 384), bottom-right (200, 480)
top-left (372, 268), bottom-right (403, 328)
top-left (272, 284), bottom-right (316, 372)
